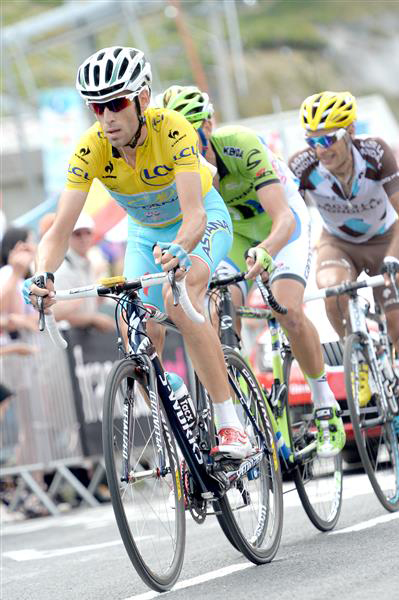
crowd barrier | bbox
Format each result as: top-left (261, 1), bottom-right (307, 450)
top-left (0, 325), bottom-right (187, 516)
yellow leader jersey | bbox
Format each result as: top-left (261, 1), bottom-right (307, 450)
top-left (65, 107), bottom-right (212, 227)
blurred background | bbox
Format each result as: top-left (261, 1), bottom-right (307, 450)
top-left (2, 0), bottom-right (399, 226)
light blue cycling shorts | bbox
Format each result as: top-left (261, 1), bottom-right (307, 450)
top-left (124, 186), bottom-right (233, 311)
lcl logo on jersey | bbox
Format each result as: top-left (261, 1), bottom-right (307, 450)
top-left (68, 165), bottom-right (89, 180)
top-left (173, 146), bottom-right (198, 162)
top-left (140, 164), bottom-right (174, 186)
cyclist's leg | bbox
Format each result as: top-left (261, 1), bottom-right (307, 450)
top-left (367, 226), bottom-right (399, 354)
top-left (163, 189), bottom-right (252, 458)
top-left (123, 225), bottom-right (166, 354)
top-left (315, 230), bottom-right (357, 339)
top-left (270, 212), bottom-right (345, 457)
top-left (209, 233), bottom-right (250, 335)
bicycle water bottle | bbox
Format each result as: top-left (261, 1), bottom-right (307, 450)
top-left (276, 430), bottom-right (291, 460)
top-left (166, 372), bottom-right (196, 431)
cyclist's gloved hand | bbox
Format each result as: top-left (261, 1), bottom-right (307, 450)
top-left (22, 277), bottom-right (34, 305)
top-left (381, 256), bottom-right (399, 288)
top-left (24, 272), bottom-right (56, 310)
top-left (245, 246), bottom-right (274, 281)
top-left (153, 242), bottom-right (192, 276)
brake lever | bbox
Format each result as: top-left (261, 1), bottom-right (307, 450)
top-left (37, 296), bottom-right (46, 332)
top-left (168, 269), bottom-right (180, 306)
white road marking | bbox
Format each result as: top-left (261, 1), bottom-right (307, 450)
top-left (3, 539), bottom-right (126, 561)
top-left (122, 562), bottom-right (258, 600)
top-left (329, 511), bottom-right (399, 534)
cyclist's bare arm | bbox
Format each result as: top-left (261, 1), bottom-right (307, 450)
top-left (37, 189), bottom-right (88, 272)
top-left (153, 171), bottom-right (206, 271)
top-left (246, 183), bottom-right (295, 279)
top-left (173, 172), bottom-right (207, 250)
top-left (31, 189), bottom-right (88, 307)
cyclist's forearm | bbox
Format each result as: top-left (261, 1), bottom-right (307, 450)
top-left (174, 210), bottom-right (207, 252)
top-left (35, 230), bottom-right (70, 274)
top-left (386, 219), bottom-right (399, 259)
top-left (259, 211), bottom-right (295, 257)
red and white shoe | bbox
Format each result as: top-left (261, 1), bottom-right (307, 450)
top-left (211, 427), bottom-right (253, 460)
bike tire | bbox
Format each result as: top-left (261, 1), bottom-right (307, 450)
top-left (103, 358), bottom-right (186, 591)
top-left (285, 354), bottom-right (343, 531)
top-left (344, 333), bottom-right (399, 512)
top-left (215, 349), bottom-right (283, 564)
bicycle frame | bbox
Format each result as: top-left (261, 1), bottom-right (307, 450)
top-left (125, 293), bottom-right (265, 501)
top-left (346, 291), bottom-right (397, 415)
top-left (214, 282), bottom-right (316, 470)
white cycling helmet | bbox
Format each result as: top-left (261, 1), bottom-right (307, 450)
top-left (76, 46), bottom-right (152, 102)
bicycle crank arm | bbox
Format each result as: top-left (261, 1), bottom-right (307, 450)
top-left (223, 451), bottom-right (264, 486)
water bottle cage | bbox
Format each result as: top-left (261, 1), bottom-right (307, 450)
top-left (265, 381), bottom-right (287, 418)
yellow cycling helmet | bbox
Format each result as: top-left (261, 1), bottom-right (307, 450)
top-left (300, 91), bottom-right (357, 132)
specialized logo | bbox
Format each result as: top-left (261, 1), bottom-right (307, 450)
top-left (223, 146), bottom-right (243, 158)
top-left (122, 403), bottom-right (130, 460)
top-left (159, 373), bottom-right (203, 465)
top-left (246, 148), bottom-right (262, 170)
top-left (168, 129), bottom-right (179, 139)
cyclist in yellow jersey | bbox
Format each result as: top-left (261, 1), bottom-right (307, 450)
top-left (24, 46), bottom-right (255, 459)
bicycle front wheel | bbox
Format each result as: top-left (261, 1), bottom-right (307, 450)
top-left (103, 359), bottom-right (186, 592)
top-left (215, 349), bottom-right (283, 564)
top-left (344, 334), bottom-right (399, 512)
top-left (285, 354), bottom-right (343, 531)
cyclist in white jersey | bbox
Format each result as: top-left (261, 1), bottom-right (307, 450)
top-left (289, 91), bottom-right (399, 404)
top-left (160, 85), bottom-right (346, 458)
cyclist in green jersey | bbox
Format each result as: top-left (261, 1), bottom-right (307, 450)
top-left (160, 85), bottom-right (346, 458)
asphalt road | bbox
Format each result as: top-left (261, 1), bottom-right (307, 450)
top-left (2, 471), bottom-right (399, 600)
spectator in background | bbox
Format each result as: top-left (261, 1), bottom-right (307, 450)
top-left (45, 213), bottom-right (114, 332)
top-left (0, 227), bottom-right (38, 335)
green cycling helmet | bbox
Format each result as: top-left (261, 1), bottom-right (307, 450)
top-left (162, 85), bottom-right (214, 129)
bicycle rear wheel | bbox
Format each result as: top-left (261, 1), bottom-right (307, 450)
top-left (103, 358), bottom-right (186, 592)
top-left (344, 334), bottom-right (399, 512)
top-left (215, 349), bottom-right (283, 564)
top-left (284, 354), bottom-right (343, 531)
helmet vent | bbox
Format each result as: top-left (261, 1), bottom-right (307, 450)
top-left (84, 63), bottom-right (90, 84)
top-left (94, 65), bottom-right (100, 86)
top-left (105, 59), bottom-right (114, 83)
top-left (113, 47), bottom-right (123, 58)
top-left (119, 57), bottom-right (129, 78)
top-left (97, 52), bottom-right (105, 60)
top-left (130, 63), bottom-right (141, 83)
